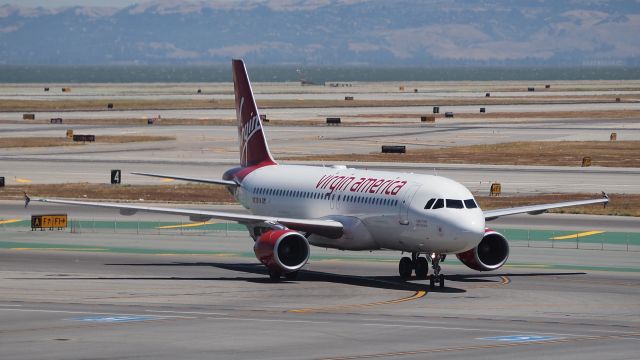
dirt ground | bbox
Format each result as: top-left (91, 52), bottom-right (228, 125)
top-left (287, 141), bottom-right (640, 168)
top-left (0, 135), bottom-right (175, 148)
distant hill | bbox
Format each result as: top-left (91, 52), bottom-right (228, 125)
top-left (1, 0), bottom-right (638, 65)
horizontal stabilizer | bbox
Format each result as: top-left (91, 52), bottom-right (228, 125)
top-left (132, 172), bottom-right (237, 187)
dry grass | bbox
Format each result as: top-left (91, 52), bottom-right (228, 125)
top-left (95, 135), bottom-right (175, 144)
top-left (1, 95), bottom-right (638, 112)
top-left (0, 135), bottom-right (175, 148)
top-left (0, 137), bottom-right (82, 148)
top-left (1, 183), bottom-right (235, 203)
top-left (288, 141), bottom-right (640, 168)
top-left (0, 184), bottom-right (635, 216)
top-left (10, 118), bottom-right (326, 127)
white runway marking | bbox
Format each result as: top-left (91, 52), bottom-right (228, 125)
top-left (0, 308), bottom-right (196, 319)
top-left (0, 305), bottom-right (636, 339)
top-left (202, 315), bottom-right (586, 337)
top-left (145, 310), bottom-right (229, 316)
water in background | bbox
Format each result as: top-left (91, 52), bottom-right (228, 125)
top-left (1, 65), bottom-right (639, 83)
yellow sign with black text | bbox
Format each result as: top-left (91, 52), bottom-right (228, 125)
top-left (31, 214), bottom-right (67, 229)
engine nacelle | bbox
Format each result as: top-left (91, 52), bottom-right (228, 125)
top-left (456, 229), bottom-right (509, 271)
top-left (253, 229), bottom-right (310, 274)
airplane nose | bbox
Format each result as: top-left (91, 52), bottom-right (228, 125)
top-left (453, 212), bottom-right (485, 246)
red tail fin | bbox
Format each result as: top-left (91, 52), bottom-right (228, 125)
top-left (232, 59), bottom-right (276, 168)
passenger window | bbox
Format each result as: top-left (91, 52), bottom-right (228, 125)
top-left (464, 199), bottom-right (478, 209)
top-left (424, 198), bottom-right (435, 209)
top-left (446, 199), bottom-right (464, 209)
top-left (432, 198), bottom-right (444, 209)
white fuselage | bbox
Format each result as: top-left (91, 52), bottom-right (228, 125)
top-left (236, 164), bottom-right (486, 255)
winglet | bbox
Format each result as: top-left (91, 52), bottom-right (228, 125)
top-left (24, 192), bottom-right (31, 208)
top-left (602, 191), bottom-right (609, 208)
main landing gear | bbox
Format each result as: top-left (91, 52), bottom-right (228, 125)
top-left (398, 252), bottom-right (445, 288)
top-left (399, 252), bottom-right (428, 279)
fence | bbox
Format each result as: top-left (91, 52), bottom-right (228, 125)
top-left (1, 219), bottom-right (639, 252)
top-left (1, 218), bottom-right (246, 237)
top-left (496, 228), bottom-right (640, 252)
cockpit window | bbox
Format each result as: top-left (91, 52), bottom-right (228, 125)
top-left (464, 199), bottom-right (478, 209)
top-left (424, 198), bottom-right (435, 209)
top-left (432, 198), bottom-right (444, 209)
top-left (446, 199), bottom-right (464, 209)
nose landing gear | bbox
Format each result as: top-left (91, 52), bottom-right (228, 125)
top-left (428, 252), bottom-right (445, 289)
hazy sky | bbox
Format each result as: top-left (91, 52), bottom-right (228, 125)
top-left (2, 0), bottom-right (139, 7)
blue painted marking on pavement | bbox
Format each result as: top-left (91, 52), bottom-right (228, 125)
top-left (480, 335), bottom-right (562, 343)
top-left (69, 315), bottom-right (163, 323)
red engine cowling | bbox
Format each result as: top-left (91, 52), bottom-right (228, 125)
top-left (456, 229), bottom-right (509, 271)
top-left (253, 229), bottom-right (310, 274)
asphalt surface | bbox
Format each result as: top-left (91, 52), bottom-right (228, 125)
top-left (0, 227), bottom-right (638, 360)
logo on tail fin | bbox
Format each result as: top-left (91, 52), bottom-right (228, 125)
top-left (239, 97), bottom-right (263, 163)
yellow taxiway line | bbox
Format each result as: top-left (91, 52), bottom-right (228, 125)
top-left (11, 247), bottom-right (108, 252)
top-left (289, 290), bottom-right (427, 314)
top-left (551, 230), bottom-right (604, 240)
top-left (0, 219), bottom-right (21, 225)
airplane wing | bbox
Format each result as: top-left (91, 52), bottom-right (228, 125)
top-left (131, 172), bottom-right (238, 187)
top-left (28, 197), bottom-right (343, 238)
top-left (483, 194), bottom-right (609, 221)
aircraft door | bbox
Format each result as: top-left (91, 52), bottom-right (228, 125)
top-left (329, 192), bottom-right (340, 210)
top-left (399, 184), bottom-right (421, 225)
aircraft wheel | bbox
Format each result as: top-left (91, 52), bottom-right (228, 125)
top-left (399, 257), bottom-right (413, 279)
top-left (268, 270), bottom-right (281, 281)
top-left (439, 274), bottom-right (445, 288)
top-left (429, 274), bottom-right (435, 289)
top-left (284, 271), bottom-right (299, 280)
top-left (414, 257), bottom-right (428, 279)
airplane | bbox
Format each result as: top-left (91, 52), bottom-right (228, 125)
top-left (27, 59), bottom-right (609, 288)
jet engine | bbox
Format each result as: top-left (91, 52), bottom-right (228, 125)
top-left (456, 229), bottom-right (509, 271)
top-left (253, 229), bottom-right (310, 277)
